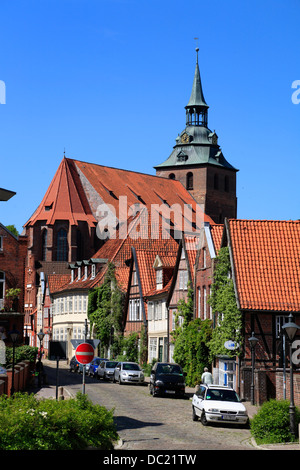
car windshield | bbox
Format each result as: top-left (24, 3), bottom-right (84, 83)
top-left (95, 358), bottom-right (101, 365)
top-left (122, 363), bottom-right (140, 371)
top-left (106, 361), bottom-right (118, 368)
top-left (156, 364), bottom-right (183, 376)
top-left (205, 388), bottom-right (240, 402)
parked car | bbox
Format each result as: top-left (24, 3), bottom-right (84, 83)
top-left (97, 360), bottom-right (118, 380)
top-left (78, 362), bottom-right (90, 374)
top-left (69, 356), bottom-right (80, 373)
top-left (113, 362), bottom-right (144, 385)
top-left (88, 357), bottom-right (107, 377)
top-left (149, 362), bottom-right (186, 398)
top-left (192, 384), bottom-right (249, 426)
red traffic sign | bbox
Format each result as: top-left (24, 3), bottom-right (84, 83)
top-left (75, 342), bottom-right (94, 364)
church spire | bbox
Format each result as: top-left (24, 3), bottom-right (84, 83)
top-left (185, 47), bottom-right (208, 127)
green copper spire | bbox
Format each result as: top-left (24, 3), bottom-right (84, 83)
top-left (185, 48), bottom-right (208, 126)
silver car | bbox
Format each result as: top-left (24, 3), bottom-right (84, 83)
top-left (97, 360), bottom-right (118, 381)
top-left (113, 361), bottom-right (144, 385)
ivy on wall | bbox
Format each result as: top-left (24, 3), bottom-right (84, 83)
top-left (87, 263), bottom-right (124, 357)
top-left (208, 247), bottom-right (243, 360)
top-left (172, 285), bottom-right (212, 386)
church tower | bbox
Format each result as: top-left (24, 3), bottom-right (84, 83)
top-left (154, 48), bottom-right (238, 224)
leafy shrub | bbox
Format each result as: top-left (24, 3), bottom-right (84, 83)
top-left (4, 345), bottom-right (38, 368)
top-left (0, 392), bottom-right (118, 450)
top-left (250, 399), bottom-right (300, 444)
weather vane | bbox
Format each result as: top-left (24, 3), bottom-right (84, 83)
top-left (194, 37), bottom-right (199, 50)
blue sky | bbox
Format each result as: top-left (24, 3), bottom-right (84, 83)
top-left (0, 0), bottom-right (299, 234)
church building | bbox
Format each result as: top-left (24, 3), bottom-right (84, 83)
top-left (154, 48), bottom-right (238, 224)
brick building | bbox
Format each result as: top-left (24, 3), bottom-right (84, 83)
top-left (218, 219), bottom-right (300, 405)
top-left (0, 222), bottom-right (27, 344)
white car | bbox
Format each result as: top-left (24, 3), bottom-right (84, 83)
top-left (97, 360), bottom-right (118, 380)
top-left (113, 362), bottom-right (144, 385)
top-left (192, 384), bottom-right (249, 426)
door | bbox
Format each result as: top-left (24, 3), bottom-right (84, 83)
top-left (158, 337), bottom-right (163, 362)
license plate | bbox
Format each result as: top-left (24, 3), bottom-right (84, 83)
top-left (166, 390), bottom-right (176, 394)
top-left (222, 414), bottom-right (236, 420)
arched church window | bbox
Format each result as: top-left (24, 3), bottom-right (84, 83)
top-left (224, 175), bottom-right (229, 192)
top-left (76, 230), bottom-right (83, 260)
top-left (186, 172), bottom-right (193, 190)
top-left (0, 271), bottom-right (5, 310)
top-left (214, 174), bottom-right (219, 190)
top-left (57, 228), bottom-right (68, 261)
top-left (168, 173), bottom-right (175, 180)
top-left (41, 229), bottom-right (47, 261)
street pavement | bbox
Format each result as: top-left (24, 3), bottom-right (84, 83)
top-left (29, 359), bottom-right (299, 451)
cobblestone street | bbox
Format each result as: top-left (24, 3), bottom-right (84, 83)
top-left (36, 360), bottom-right (257, 451)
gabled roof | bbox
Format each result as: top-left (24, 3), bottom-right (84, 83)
top-left (47, 274), bottom-right (70, 294)
top-left (210, 224), bottom-right (223, 254)
top-left (73, 158), bottom-right (214, 228)
top-left (226, 219), bottom-right (300, 313)
top-left (24, 157), bottom-right (97, 227)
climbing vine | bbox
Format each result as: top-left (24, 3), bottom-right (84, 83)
top-left (88, 263), bottom-right (124, 357)
top-left (172, 285), bottom-right (212, 386)
top-left (208, 247), bottom-right (243, 360)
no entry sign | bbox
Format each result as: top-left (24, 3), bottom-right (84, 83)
top-left (75, 342), bottom-right (94, 364)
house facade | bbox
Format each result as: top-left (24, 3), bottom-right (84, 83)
top-left (0, 223), bottom-right (27, 343)
top-left (215, 218), bottom-right (300, 404)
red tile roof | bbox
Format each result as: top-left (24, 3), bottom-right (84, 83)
top-left (134, 249), bottom-right (178, 298)
top-left (25, 158), bottom-right (96, 227)
top-left (227, 219), bottom-right (300, 312)
top-left (73, 158), bottom-right (215, 232)
top-left (47, 274), bottom-right (70, 293)
top-left (210, 224), bottom-right (223, 253)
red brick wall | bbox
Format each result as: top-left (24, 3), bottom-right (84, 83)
top-left (276, 370), bottom-right (300, 407)
top-left (156, 166), bottom-right (237, 223)
top-left (0, 361), bottom-right (31, 397)
top-left (0, 226), bottom-right (27, 313)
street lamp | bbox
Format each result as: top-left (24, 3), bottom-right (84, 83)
top-left (9, 326), bottom-right (20, 395)
top-left (249, 332), bottom-right (259, 405)
top-left (37, 329), bottom-right (45, 387)
top-left (282, 313), bottom-right (300, 437)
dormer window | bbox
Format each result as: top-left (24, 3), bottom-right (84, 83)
top-left (84, 265), bottom-right (88, 280)
top-left (71, 269), bottom-right (74, 283)
top-left (45, 203), bottom-right (53, 211)
top-left (177, 151), bottom-right (188, 162)
top-left (156, 269), bottom-right (163, 290)
top-left (186, 172), bottom-right (193, 190)
top-left (77, 266), bottom-right (81, 281)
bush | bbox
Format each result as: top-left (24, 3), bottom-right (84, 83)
top-left (250, 399), bottom-right (300, 444)
top-left (4, 345), bottom-right (38, 368)
top-left (0, 392), bottom-right (118, 450)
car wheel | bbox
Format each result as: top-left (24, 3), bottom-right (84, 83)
top-left (119, 377), bottom-right (122, 385)
top-left (192, 406), bottom-right (198, 421)
top-left (200, 411), bottom-right (208, 426)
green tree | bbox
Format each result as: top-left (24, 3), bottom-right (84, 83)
top-left (5, 225), bottom-right (19, 237)
top-left (208, 247), bottom-right (243, 360)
